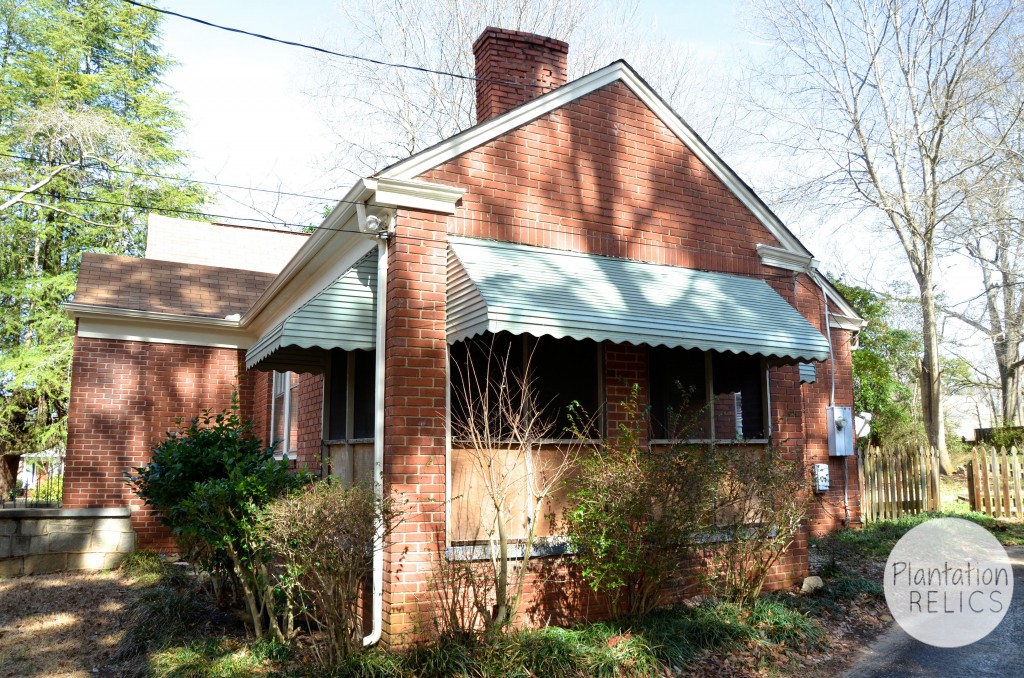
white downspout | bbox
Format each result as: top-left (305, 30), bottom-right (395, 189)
top-left (358, 203), bottom-right (388, 647)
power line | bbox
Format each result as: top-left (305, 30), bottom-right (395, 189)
top-left (120, 0), bottom-right (545, 90)
top-left (0, 151), bottom-right (339, 202)
top-left (0, 185), bottom-right (315, 230)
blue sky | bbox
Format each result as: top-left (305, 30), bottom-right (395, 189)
top-left (155, 1), bottom-right (748, 227)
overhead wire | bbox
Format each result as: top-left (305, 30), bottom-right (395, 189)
top-left (119, 0), bottom-right (547, 91)
top-left (0, 185), bottom-right (316, 230)
top-left (0, 152), bottom-right (340, 202)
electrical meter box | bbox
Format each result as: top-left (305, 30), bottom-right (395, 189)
top-left (813, 463), bottom-right (830, 493)
top-left (827, 406), bottom-right (855, 457)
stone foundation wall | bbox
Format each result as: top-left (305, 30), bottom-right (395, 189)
top-left (0, 508), bottom-right (135, 577)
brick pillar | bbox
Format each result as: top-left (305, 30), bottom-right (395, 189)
top-left (604, 344), bottom-right (649, 438)
top-left (382, 210), bottom-right (449, 644)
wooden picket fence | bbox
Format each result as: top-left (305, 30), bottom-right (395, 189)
top-left (967, 447), bottom-right (1024, 519)
top-left (858, 446), bottom-right (941, 523)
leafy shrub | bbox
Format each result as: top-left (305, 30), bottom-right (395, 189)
top-left (566, 385), bottom-right (811, 612)
top-left (29, 475), bottom-right (62, 502)
top-left (124, 402), bottom-right (310, 642)
top-left (697, 444), bottom-right (810, 606)
top-left (564, 385), bottom-right (717, 616)
top-left (258, 479), bottom-right (401, 664)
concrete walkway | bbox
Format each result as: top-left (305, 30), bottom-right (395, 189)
top-left (844, 546), bottom-right (1024, 677)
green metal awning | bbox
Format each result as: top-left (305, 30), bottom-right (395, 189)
top-left (246, 252), bottom-right (377, 373)
top-left (447, 237), bottom-right (830, 362)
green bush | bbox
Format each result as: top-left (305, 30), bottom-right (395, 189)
top-left (124, 402), bottom-right (310, 642)
top-left (564, 385), bottom-right (717, 616)
top-left (696, 444), bottom-right (810, 606)
top-left (29, 475), bottom-right (62, 502)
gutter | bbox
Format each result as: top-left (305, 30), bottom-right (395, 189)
top-left (356, 202), bottom-right (390, 647)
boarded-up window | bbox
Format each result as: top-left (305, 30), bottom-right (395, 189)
top-left (449, 445), bottom-right (574, 543)
top-left (448, 332), bottom-right (595, 543)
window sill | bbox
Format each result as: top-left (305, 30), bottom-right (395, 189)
top-left (450, 439), bottom-right (601, 447)
top-left (649, 439), bottom-right (770, 446)
top-left (446, 537), bottom-right (574, 562)
top-left (444, 526), bottom-right (780, 561)
top-left (323, 438), bottom-right (374, 445)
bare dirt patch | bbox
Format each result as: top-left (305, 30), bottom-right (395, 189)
top-left (0, 571), bottom-right (142, 678)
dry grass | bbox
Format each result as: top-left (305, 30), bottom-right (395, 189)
top-left (0, 571), bottom-right (143, 678)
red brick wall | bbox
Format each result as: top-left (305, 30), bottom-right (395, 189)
top-left (294, 373), bottom-right (325, 473)
top-left (65, 337), bottom-right (250, 550)
top-left (64, 336), bottom-right (326, 550)
top-left (422, 80), bottom-right (776, 277)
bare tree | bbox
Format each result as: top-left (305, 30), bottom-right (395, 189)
top-left (945, 169), bottom-right (1024, 426)
top-left (307, 0), bottom-right (738, 180)
top-left (448, 340), bottom-right (580, 638)
top-left (747, 0), bottom-right (1021, 471)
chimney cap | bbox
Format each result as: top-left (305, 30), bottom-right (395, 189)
top-left (472, 26), bottom-right (569, 53)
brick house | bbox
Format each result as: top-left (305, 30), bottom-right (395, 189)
top-left (64, 28), bottom-right (864, 643)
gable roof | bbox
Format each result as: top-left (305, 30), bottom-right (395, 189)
top-left (377, 60), bottom-right (813, 259)
top-left (74, 253), bottom-right (276, 319)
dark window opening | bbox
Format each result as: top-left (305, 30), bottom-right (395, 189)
top-left (326, 348), bottom-right (376, 441)
top-left (649, 346), bottom-right (707, 439)
top-left (649, 347), bottom-right (766, 441)
top-left (449, 332), bottom-right (600, 441)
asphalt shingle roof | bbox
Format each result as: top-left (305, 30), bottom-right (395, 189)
top-left (74, 253), bottom-right (276, 318)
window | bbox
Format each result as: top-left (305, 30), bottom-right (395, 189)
top-left (326, 349), bottom-right (376, 441)
top-left (448, 332), bottom-right (600, 546)
top-left (324, 349), bottom-right (376, 486)
top-left (448, 332), bottom-right (601, 441)
top-left (649, 347), bottom-right (767, 441)
top-left (271, 371), bottom-right (298, 459)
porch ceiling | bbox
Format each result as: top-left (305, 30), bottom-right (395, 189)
top-left (447, 237), bottom-right (830, 362)
top-left (245, 251), bottom-right (377, 373)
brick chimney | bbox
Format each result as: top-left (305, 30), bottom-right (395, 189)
top-left (473, 27), bottom-right (569, 123)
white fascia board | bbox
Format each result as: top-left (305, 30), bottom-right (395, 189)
top-left (240, 179), bottom-right (376, 327)
top-left (756, 244), bottom-right (819, 272)
top-left (829, 313), bottom-right (866, 332)
top-left (67, 303), bottom-right (251, 349)
top-left (240, 176), bottom-right (459, 338)
top-left (379, 60), bottom-right (814, 260)
top-left (244, 233), bottom-right (376, 338)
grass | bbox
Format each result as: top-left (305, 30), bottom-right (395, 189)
top-left (817, 509), bottom-right (1024, 562)
top-left (149, 638), bottom-right (289, 678)
top-left (319, 600), bottom-right (824, 678)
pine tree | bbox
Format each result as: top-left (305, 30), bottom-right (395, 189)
top-left (0, 0), bottom-right (204, 487)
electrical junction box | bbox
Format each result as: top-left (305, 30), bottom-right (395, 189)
top-left (827, 406), bottom-right (855, 457)
top-left (813, 464), bottom-right (830, 493)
